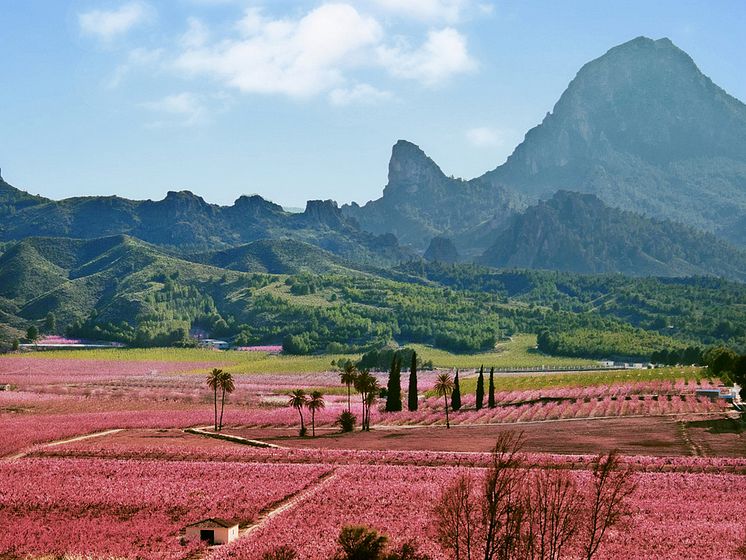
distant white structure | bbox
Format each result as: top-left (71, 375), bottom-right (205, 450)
top-left (199, 339), bottom-right (230, 350)
top-left (695, 384), bottom-right (742, 406)
top-left (185, 518), bottom-right (239, 545)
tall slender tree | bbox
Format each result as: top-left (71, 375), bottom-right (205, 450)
top-left (408, 350), bottom-right (418, 412)
top-left (339, 362), bottom-right (358, 413)
top-left (386, 352), bottom-right (402, 412)
top-left (217, 371), bottom-right (235, 431)
top-left (288, 389), bottom-right (308, 436)
top-left (434, 373), bottom-right (454, 429)
top-left (488, 366), bottom-right (496, 408)
top-left (451, 369), bottom-right (462, 411)
top-left (306, 391), bottom-right (326, 437)
top-left (205, 368), bottom-right (223, 431)
top-left (354, 370), bottom-right (379, 431)
top-left (474, 365), bottom-right (484, 410)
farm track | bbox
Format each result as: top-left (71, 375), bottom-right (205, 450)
top-left (192, 469), bottom-right (339, 560)
top-left (4, 428), bottom-right (124, 461)
top-left (370, 410), bottom-right (731, 430)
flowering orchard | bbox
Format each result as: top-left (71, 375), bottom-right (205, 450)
top-left (0, 457), bottom-right (330, 559)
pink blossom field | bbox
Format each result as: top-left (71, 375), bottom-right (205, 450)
top-left (1, 354), bottom-right (744, 559)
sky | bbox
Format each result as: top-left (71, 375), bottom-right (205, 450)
top-left (1, 1), bottom-right (745, 208)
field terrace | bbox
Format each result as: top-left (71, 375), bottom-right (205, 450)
top-left (1, 350), bottom-right (745, 559)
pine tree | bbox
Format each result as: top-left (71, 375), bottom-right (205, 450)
top-left (488, 366), bottom-right (496, 408)
top-left (451, 369), bottom-right (462, 411)
top-left (385, 352), bottom-right (402, 412)
top-left (475, 365), bottom-right (484, 410)
top-left (407, 350), bottom-right (418, 411)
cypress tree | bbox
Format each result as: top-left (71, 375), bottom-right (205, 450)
top-left (475, 365), bottom-right (484, 410)
top-left (407, 350), bottom-right (418, 411)
top-left (488, 366), bottom-right (495, 408)
top-left (386, 352), bottom-right (402, 412)
top-left (451, 369), bottom-right (462, 411)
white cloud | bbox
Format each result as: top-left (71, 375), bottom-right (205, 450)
top-left (180, 17), bottom-right (209, 49)
top-left (141, 92), bottom-right (208, 126)
top-left (371, 0), bottom-right (470, 23)
top-left (466, 126), bottom-right (504, 147)
top-left (329, 83), bottom-right (393, 105)
top-left (174, 4), bottom-right (383, 98)
top-left (79, 2), bottom-right (154, 41)
top-left (107, 47), bottom-right (163, 88)
top-left (378, 27), bottom-right (476, 86)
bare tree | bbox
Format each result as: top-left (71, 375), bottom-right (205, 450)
top-left (523, 469), bottom-right (582, 560)
top-left (434, 438), bottom-right (637, 560)
top-left (581, 451), bottom-right (637, 560)
top-left (434, 432), bottom-right (527, 560)
top-left (433, 472), bottom-right (480, 560)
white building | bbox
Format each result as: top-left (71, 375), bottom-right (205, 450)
top-left (185, 518), bottom-right (239, 545)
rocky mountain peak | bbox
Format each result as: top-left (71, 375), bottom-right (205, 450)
top-left (302, 199), bottom-right (343, 227)
top-left (232, 194), bottom-right (285, 216)
top-left (385, 140), bottom-right (446, 195)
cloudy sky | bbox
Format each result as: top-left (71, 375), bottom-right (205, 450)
top-left (2, 0), bottom-right (745, 207)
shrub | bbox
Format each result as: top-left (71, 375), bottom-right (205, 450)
top-left (336, 411), bottom-right (356, 433)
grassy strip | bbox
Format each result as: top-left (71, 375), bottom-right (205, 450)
top-left (455, 366), bottom-right (706, 394)
top-left (410, 335), bottom-right (596, 369)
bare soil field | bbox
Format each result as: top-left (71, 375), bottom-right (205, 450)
top-left (684, 416), bottom-right (746, 457)
top-left (222, 416), bottom-right (698, 456)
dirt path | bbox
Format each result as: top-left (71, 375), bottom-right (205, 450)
top-left (677, 420), bottom-right (705, 457)
top-left (194, 469), bottom-right (339, 559)
top-left (4, 428), bottom-right (124, 461)
top-left (185, 426), bottom-right (283, 448)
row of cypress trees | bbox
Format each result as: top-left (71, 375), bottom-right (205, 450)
top-left (385, 357), bottom-right (499, 413)
top-left (385, 350), bottom-right (420, 412)
top-left (450, 365), bottom-right (497, 411)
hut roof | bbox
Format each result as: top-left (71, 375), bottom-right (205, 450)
top-left (186, 518), bottom-right (237, 528)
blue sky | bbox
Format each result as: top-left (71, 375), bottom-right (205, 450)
top-left (1, 0), bottom-right (745, 208)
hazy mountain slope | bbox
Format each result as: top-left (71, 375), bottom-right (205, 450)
top-left (191, 239), bottom-right (347, 274)
top-left (0, 181), bottom-right (411, 266)
top-left (485, 36), bottom-right (746, 241)
top-left (342, 140), bottom-right (524, 251)
top-left (479, 191), bottom-right (746, 279)
top-left (345, 37), bottom-right (746, 256)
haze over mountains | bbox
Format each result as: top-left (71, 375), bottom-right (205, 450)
top-left (2, 36), bottom-right (746, 282)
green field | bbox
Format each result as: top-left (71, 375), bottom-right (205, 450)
top-left (410, 335), bottom-right (596, 369)
top-left (3, 346), bottom-right (359, 374)
top-left (4, 335), bottom-right (596, 374)
top-left (456, 365), bottom-right (706, 393)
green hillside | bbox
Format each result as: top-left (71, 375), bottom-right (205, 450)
top-left (1, 235), bottom-right (745, 359)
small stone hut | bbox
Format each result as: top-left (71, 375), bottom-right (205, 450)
top-left (185, 518), bottom-right (239, 545)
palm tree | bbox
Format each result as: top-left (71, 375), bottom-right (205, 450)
top-left (434, 372), bottom-right (455, 428)
top-left (217, 371), bottom-right (235, 431)
top-left (339, 362), bottom-right (358, 413)
top-left (288, 389), bottom-right (308, 436)
top-left (206, 368), bottom-right (223, 431)
top-left (306, 390), bottom-right (326, 437)
top-left (354, 370), bottom-right (379, 431)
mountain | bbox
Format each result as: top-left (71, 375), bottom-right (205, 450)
top-left (0, 181), bottom-right (410, 267)
top-left (191, 239), bottom-right (348, 274)
top-left (342, 140), bottom-right (524, 252)
top-left (485, 36), bottom-right (746, 242)
top-left (345, 37), bottom-right (746, 255)
top-left (479, 191), bottom-right (746, 279)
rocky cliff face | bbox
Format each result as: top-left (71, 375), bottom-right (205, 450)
top-left (484, 36), bottom-right (746, 240)
top-left (342, 140), bottom-right (524, 250)
top-left (344, 37), bottom-right (746, 256)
